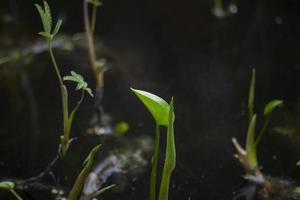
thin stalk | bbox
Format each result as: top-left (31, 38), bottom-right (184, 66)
top-left (91, 5), bottom-right (98, 34)
top-left (65, 90), bottom-right (85, 142)
top-left (158, 171), bottom-right (171, 200)
top-left (255, 117), bottom-right (270, 146)
top-left (48, 42), bottom-right (69, 134)
top-left (83, 0), bottom-right (102, 86)
top-left (9, 189), bottom-right (23, 200)
top-left (150, 124), bottom-right (160, 200)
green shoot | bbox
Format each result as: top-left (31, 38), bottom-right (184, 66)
top-left (36, 2), bottom-right (93, 155)
top-left (131, 88), bottom-right (176, 200)
top-left (68, 145), bottom-right (101, 200)
top-left (35, 1), bottom-right (62, 41)
top-left (59, 71), bottom-right (93, 152)
top-left (248, 68), bottom-right (255, 122)
top-left (245, 115), bottom-right (257, 166)
top-left (232, 68), bottom-right (283, 171)
top-left (0, 181), bottom-right (23, 200)
top-left (159, 98), bottom-right (176, 200)
top-left (63, 71), bottom-right (93, 97)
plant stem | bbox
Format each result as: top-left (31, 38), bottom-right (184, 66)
top-left (9, 189), bottom-right (23, 200)
top-left (158, 171), bottom-right (171, 200)
top-left (150, 124), bottom-right (160, 200)
top-left (48, 41), bottom-right (69, 134)
top-left (91, 5), bottom-right (98, 34)
top-left (255, 117), bottom-right (270, 146)
top-left (83, 0), bottom-right (102, 86)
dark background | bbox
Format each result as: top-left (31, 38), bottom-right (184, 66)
top-left (1, 0), bottom-right (300, 200)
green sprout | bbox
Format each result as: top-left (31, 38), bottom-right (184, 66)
top-left (68, 145), bottom-right (100, 200)
top-left (63, 71), bottom-right (93, 97)
top-left (232, 68), bottom-right (283, 173)
top-left (0, 181), bottom-right (23, 200)
top-left (67, 144), bottom-right (114, 200)
top-left (35, 1), bottom-right (62, 42)
top-left (131, 88), bottom-right (176, 200)
top-left (35, 1), bottom-right (93, 155)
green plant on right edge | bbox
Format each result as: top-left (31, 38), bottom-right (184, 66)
top-left (232, 68), bottom-right (283, 178)
top-left (131, 88), bottom-right (176, 200)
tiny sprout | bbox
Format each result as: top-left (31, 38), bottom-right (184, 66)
top-left (63, 71), bottom-right (93, 97)
top-left (35, 1), bottom-right (62, 41)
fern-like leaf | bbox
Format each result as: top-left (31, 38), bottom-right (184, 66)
top-left (43, 1), bottom-right (52, 33)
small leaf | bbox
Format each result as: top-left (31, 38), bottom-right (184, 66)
top-left (63, 71), bottom-right (93, 97)
top-left (131, 88), bottom-right (172, 126)
top-left (52, 19), bottom-right (62, 36)
top-left (68, 145), bottom-right (101, 200)
top-left (263, 99), bottom-right (283, 116)
top-left (0, 181), bottom-right (15, 190)
top-left (246, 114), bottom-right (257, 167)
top-left (35, 4), bottom-right (47, 32)
top-left (43, 1), bottom-right (52, 33)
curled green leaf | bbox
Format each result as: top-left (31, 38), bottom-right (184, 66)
top-left (263, 99), bottom-right (283, 116)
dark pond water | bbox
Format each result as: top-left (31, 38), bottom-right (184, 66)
top-left (1, 0), bottom-right (300, 200)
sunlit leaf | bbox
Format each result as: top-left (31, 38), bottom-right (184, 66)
top-left (263, 99), bottom-right (283, 116)
top-left (131, 88), bottom-right (172, 126)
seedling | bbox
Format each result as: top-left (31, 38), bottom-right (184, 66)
top-left (35, 1), bottom-right (93, 154)
top-left (131, 88), bottom-right (176, 200)
top-left (232, 68), bottom-right (283, 177)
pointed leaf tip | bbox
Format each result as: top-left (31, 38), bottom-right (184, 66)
top-left (131, 88), bottom-right (171, 126)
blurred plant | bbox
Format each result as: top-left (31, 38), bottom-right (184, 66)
top-left (0, 181), bottom-right (23, 200)
top-left (35, 1), bottom-right (93, 155)
top-left (131, 88), bottom-right (176, 200)
top-left (232, 68), bottom-right (283, 177)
